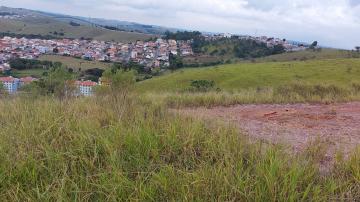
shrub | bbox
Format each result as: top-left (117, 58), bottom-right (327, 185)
top-left (189, 80), bottom-right (216, 92)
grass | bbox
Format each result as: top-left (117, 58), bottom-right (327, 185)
top-left (0, 92), bottom-right (360, 201)
top-left (137, 58), bottom-right (360, 93)
top-left (141, 84), bottom-right (360, 108)
top-left (0, 93), bottom-right (358, 201)
top-left (11, 68), bottom-right (46, 78)
top-left (254, 49), bottom-right (360, 63)
top-left (39, 55), bottom-right (112, 71)
top-left (1, 47), bottom-right (359, 200)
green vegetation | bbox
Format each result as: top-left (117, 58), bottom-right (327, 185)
top-left (205, 37), bottom-right (285, 59)
top-left (137, 59), bottom-right (360, 93)
top-left (0, 59), bottom-right (359, 200)
top-left (169, 53), bottom-right (184, 70)
top-left (11, 68), bottom-right (47, 78)
top-left (0, 89), bottom-right (358, 200)
top-left (164, 30), bottom-right (202, 41)
top-left (189, 80), bottom-right (217, 92)
top-left (21, 65), bottom-right (75, 98)
top-left (9, 58), bottom-right (56, 70)
top-left (137, 58), bottom-right (360, 107)
top-left (39, 55), bottom-right (112, 71)
top-left (254, 49), bottom-right (360, 63)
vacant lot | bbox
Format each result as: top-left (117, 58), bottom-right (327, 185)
top-left (180, 102), bottom-right (360, 158)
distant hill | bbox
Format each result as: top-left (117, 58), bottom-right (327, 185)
top-left (0, 6), bottom-right (164, 42)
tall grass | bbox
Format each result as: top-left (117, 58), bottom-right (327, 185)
top-left (142, 83), bottom-right (360, 108)
top-left (0, 94), bottom-right (358, 201)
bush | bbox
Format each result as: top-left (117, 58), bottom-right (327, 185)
top-left (189, 80), bottom-right (216, 92)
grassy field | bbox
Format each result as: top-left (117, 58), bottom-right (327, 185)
top-left (39, 55), bottom-right (112, 71)
top-left (0, 93), bottom-right (358, 201)
top-left (11, 68), bottom-right (46, 78)
top-left (0, 17), bottom-right (153, 42)
top-left (254, 49), bottom-right (360, 63)
top-left (137, 58), bottom-right (360, 93)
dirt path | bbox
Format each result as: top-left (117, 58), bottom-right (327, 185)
top-left (179, 102), bottom-right (360, 157)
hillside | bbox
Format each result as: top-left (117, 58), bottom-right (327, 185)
top-left (254, 48), bottom-right (360, 63)
top-left (0, 7), bottom-right (154, 42)
top-left (137, 58), bottom-right (360, 92)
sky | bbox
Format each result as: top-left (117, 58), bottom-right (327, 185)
top-left (1, 0), bottom-right (360, 49)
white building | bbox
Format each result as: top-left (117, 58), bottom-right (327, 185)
top-left (0, 76), bottom-right (20, 94)
top-left (76, 81), bottom-right (97, 96)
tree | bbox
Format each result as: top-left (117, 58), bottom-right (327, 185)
top-left (0, 82), bottom-right (4, 96)
top-left (26, 66), bottom-right (75, 99)
top-left (169, 53), bottom-right (183, 70)
top-left (309, 41), bottom-right (318, 50)
top-left (355, 46), bottom-right (360, 52)
top-left (272, 44), bottom-right (286, 55)
top-left (9, 58), bottom-right (57, 70)
top-left (53, 47), bottom-right (59, 54)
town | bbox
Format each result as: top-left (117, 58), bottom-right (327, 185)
top-left (0, 36), bottom-right (194, 68)
top-left (0, 36), bottom-right (195, 95)
top-left (0, 33), bottom-right (307, 95)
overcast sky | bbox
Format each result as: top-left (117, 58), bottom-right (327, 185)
top-left (1, 0), bottom-right (360, 49)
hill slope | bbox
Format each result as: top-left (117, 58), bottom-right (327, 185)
top-left (254, 49), bottom-right (360, 63)
top-left (0, 7), bottom-right (154, 42)
top-left (137, 59), bottom-right (360, 92)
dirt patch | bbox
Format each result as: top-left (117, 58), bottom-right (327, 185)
top-left (178, 102), bottom-right (360, 157)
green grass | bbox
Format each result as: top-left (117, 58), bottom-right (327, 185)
top-left (39, 55), bottom-right (112, 71)
top-left (137, 59), bottom-right (360, 93)
top-left (11, 68), bottom-right (46, 78)
top-left (254, 49), bottom-right (360, 63)
top-left (0, 94), bottom-right (358, 201)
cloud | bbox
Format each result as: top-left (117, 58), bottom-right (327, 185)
top-left (1, 0), bottom-right (360, 49)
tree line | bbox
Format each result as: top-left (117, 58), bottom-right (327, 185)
top-left (9, 58), bottom-right (60, 70)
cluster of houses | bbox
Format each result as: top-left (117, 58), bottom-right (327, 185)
top-left (0, 76), bottom-right (99, 96)
top-left (203, 33), bottom-right (307, 52)
top-left (0, 36), bottom-right (194, 70)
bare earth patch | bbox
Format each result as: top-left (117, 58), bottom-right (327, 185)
top-left (179, 102), bottom-right (360, 157)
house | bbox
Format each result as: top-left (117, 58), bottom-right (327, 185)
top-left (77, 80), bottom-right (97, 96)
top-left (0, 76), bottom-right (20, 94)
top-left (20, 77), bottom-right (38, 87)
top-left (0, 63), bottom-right (11, 72)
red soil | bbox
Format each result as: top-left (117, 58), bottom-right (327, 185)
top-left (179, 102), bottom-right (360, 156)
